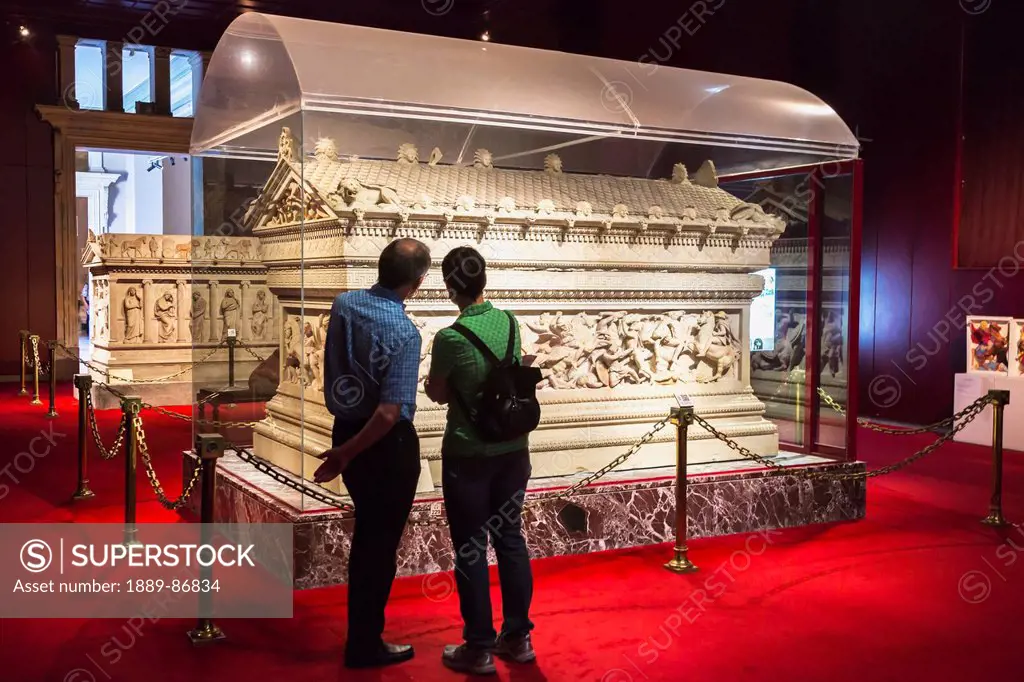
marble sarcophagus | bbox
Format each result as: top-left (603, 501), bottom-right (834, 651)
top-left (249, 132), bottom-right (786, 493)
top-left (82, 233), bottom-right (280, 408)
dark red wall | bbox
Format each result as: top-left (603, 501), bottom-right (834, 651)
top-left (0, 31), bottom-right (56, 378)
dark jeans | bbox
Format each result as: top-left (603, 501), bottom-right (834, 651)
top-left (336, 418), bottom-right (421, 651)
top-left (442, 449), bottom-right (534, 649)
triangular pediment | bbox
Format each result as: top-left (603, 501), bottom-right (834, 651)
top-left (248, 160), bottom-right (338, 231)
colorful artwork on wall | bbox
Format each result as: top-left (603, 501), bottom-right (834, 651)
top-left (966, 316), bottom-right (1011, 374)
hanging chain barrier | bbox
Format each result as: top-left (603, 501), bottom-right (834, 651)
top-left (237, 340), bottom-right (266, 363)
top-left (128, 400), bottom-right (202, 510)
top-left (53, 340), bottom-right (226, 384)
top-left (756, 366), bottom-right (969, 436)
top-left (694, 393), bottom-right (996, 481)
top-left (815, 388), bottom-right (967, 435)
top-left (536, 415), bottom-right (671, 504)
top-left (222, 415), bottom-right (674, 521)
top-left (84, 389), bottom-right (128, 460)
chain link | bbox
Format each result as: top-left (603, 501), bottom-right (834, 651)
top-left (816, 388), bottom-right (963, 435)
top-left (132, 403), bottom-right (202, 510)
top-left (693, 393), bottom-right (994, 481)
top-left (233, 445), bottom-right (356, 513)
top-left (237, 341), bottom-right (266, 363)
top-left (533, 415), bottom-right (672, 504)
top-left (85, 390), bottom-right (127, 460)
top-left (226, 414), bottom-right (673, 521)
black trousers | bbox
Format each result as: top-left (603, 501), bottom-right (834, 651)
top-left (336, 418), bottom-right (421, 650)
top-left (442, 449), bottom-right (534, 649)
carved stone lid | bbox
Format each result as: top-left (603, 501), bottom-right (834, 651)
top-left (300, 156), bottom-right (780, 228)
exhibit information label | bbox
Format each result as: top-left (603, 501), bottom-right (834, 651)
top-left (1, 523), bottom-right (293, 618)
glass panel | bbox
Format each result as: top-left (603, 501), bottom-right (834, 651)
top-left (723, 173), bottom-right (812, 450)
top-left (170, 52), bottom-right (195, 117)
top-left (191, 13), bottom-right (858, 175)
top-left (74, 43), bottom-right (104, 110)
top-left (815, 172), bottom-right (854, 453)
top-left (122, 46), bottom-right (152, 113)
top-left (190, 154), bottom-right (279, 476)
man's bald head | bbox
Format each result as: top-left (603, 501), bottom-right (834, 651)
top-left (377, 238), bottom-right (431, 291)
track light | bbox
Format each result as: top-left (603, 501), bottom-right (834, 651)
top-left (18, 25), bottom-right (30, 38)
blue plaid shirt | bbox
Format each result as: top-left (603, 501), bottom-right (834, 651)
top-left (324, 285), bottom-right (421, 423)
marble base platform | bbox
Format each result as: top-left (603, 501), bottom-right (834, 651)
top-left (182, 451), bottom-right (866, 590)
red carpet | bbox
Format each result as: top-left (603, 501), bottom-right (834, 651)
top-left (0, 383), bottom-right (1021, 681)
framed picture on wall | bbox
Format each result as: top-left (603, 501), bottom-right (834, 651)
top-left (966, 316), bottom-right (1011, 374)
top-left (1010, 319), bottom-right (1024, 377)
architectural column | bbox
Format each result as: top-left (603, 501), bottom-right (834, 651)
top-left (104, 41), bottom-right (124, 113)
top-left (152, 47), bottom-right (172, 115)
top-left (208, 281), bottom-right (220, 341)
top-left (239, 281), bottom-right (252, 341)
top-left (176, 280), bottom-right (189, 342)
top-left (141, 280), bottom-right (154, 343)
top-left (56, 36), bottom-right (77, 109)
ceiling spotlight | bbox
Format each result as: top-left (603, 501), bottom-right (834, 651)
top-left (480, 30), bottom-right (491, 42)
top-left (18, 25), bottom-right (30, 38)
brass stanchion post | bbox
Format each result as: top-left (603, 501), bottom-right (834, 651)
top-left (45, 340), bottom-right (58, 419)
top-left (188, 433), bottom-right (226, 645)
top-left (18, 330), bottom-right (28, 396)
top-left (665, 404), bottom-right (698, 574)
top-left (29, 334), bottom-right (42, 406)
top-left (122, 396), bottom-right (143, 546)
top-left (982, 389), bottom-right (1010, 527)
top-left (72, 374), bottom-right (95, 501)
top-left (226, 332), bottom-right (237, 388)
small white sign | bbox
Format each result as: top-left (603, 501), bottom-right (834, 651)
top-left (675, 394), bottom-right (693, 408)
top-left (227, 328), bottom-right (237, 339)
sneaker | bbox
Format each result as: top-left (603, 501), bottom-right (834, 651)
top-left (442, 644), bottom-right (496, 675)
top-left (494, 633), bottom-right (536, 663)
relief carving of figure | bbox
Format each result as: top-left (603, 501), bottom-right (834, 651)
top-left (153, 292), bottom-right (177, 343)
top-left (122, 287), bottom-right (143, 343)
top-left (523, 308), bottom-right (740, 388)
top-left (279, 127), bottom-right (297, 162)
top-left (121, 237), bottom-right (147, 259)
top-left (820, 311), bottom-right (844, 377)
top-left (148, 236), bottom-right (160, 259)
top-left (302, 321), bottom-right (322, 388)
top-left (219, 289), bottom-right (240, 337)
top-left (283, 322), bottom-right (301, 384)
top-left (751, 311), bottom-right (806, 372)
top-left (190, 292), bottom-right (207, 341)
top-left (93, 281), bottom-right (109, 339)
top-left (334, 178), bottom-right (401, 208)
top-left (250, 290), bottom-right (270, 340)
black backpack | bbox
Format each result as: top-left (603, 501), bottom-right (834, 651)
top-left (450, 312), bottom-right (543, 443)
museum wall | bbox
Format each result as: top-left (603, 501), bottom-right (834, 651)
top-left (0, 34), bottom-right (56, 379)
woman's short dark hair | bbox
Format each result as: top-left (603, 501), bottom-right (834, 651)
top-left (441, 246), bottom-right (487, 300)
top-left (378, 238), bottom-right (431, 290)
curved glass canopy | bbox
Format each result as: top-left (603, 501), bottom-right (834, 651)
top-left (191, 12), bottom-right (858, 176)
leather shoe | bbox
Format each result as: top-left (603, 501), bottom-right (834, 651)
top-left (344, 642), bottom-right (415, 668)
top-left (442, 644), bottom-right (496, 675)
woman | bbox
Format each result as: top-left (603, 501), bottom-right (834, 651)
top-left (425, 246), bottom-right (536, 675)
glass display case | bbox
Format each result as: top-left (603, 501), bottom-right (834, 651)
top-left (189, 12), bottom-right (862, 509)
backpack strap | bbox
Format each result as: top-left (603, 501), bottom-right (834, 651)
top-left (503, 313), bottom-right (516, 363)
top-left (450, 311), bottom-right (517, 367)
top-left (450, 323), bottom-right (501, 367)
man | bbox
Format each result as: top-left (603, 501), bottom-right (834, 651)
top-left (425, 246), bottom-right (536, 675)
top-left (315, 238), bottom-right (431, 669)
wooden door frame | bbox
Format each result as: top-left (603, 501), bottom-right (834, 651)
top-left (35, 106), bottom-right (192, 375)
